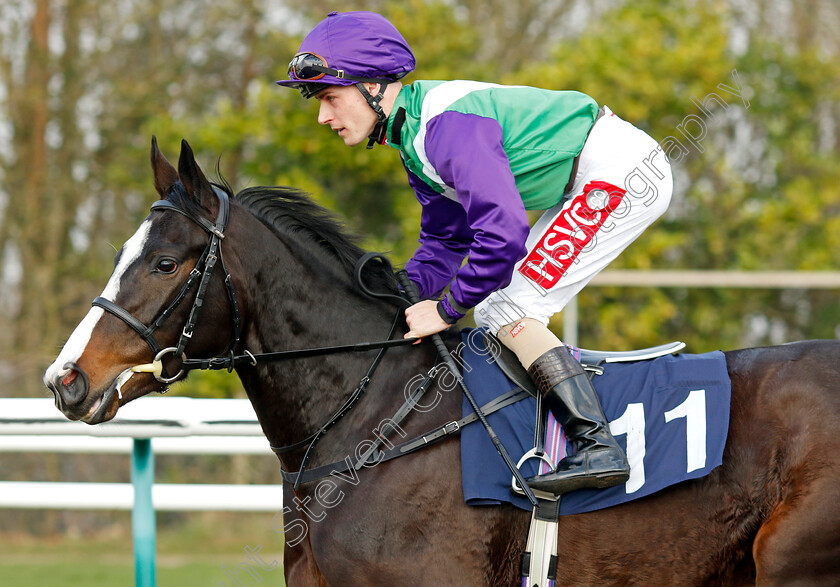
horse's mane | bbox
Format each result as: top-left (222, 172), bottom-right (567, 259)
top-left (234, 185), bottom-right (364, 268)
top-left (225, 183), bottom-right (399, 296)
top-left (163, 178), bottom-right (398, 296)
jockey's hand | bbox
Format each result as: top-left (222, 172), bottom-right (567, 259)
top-left (404, 299), bottom-right (450, 343)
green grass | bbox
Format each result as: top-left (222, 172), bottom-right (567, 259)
top-left (0, 560), bottom-right (286, 586)
top-left (0, 559), bottom-right (287, 586)
top-left (0, 512), bottom-right (286, 586)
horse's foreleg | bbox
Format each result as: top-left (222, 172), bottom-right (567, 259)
top-left (281, 484), bottom-right (329, 586)
top-left (283, 541), bottom-right (328, 587)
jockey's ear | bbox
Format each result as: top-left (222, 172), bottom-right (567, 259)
top-left (177, 139), bottom-right (218, 216)
top-left (150, 136), bottom-right (179, 198)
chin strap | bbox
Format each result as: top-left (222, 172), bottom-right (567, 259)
top-left (355, 82), bottom-right (390, 149)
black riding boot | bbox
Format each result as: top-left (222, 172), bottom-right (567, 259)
top-left (525, 346), bottom-right (630, 495)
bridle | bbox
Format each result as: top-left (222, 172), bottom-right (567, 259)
top-left (91, 186), bottom-right (413, 388)
top-left (87, 184), bottom-right (534, 494)
top-left (92, 185), bottom-right (241, 385)
top-left (90, 184), bottom-right (452, 488)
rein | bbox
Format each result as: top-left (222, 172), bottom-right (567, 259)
top-left (97, 192), bottom-right (516, 492)
top-left (275, 309), bottom-right (401, 489)
top-left (94, 190), bottom-right (416, 388)
top-left (179, 332), bottom-right (415, 373)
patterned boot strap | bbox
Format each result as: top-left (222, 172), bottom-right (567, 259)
top-left (527, 346), bottom-right (585, 397)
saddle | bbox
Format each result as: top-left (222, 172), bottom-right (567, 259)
top-left (483, 331), bottom-right (686, 397)
top-left (474, 332), bottom-right (688, 587)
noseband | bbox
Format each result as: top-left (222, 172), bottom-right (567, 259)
top-left (92, 186), bottom-right (241, 384)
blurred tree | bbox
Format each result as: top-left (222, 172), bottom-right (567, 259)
top-left (509, 0), bottom-right (840, 351)
top-left (1, 0), bottom-right (53, 383)
top-left (0, 0), bottom-right (270, 396)
top-left (1, 0), bottom-right (839, 542)
top-left (2, 0), bottom-right (840, 393)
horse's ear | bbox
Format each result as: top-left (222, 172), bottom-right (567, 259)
top-left (177, 139), bottom-right (218, 214)
top-left (150, 136), bottom-right (179, 198)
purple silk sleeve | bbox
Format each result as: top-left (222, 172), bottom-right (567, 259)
top-left (423, 111), bottom-right (530, 310)
top-left (403, 168), bottom-right (473, 299)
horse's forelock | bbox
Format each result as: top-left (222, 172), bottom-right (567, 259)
top-left (163, 181), bottom-right (213, 220)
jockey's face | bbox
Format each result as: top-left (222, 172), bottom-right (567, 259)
top-left (316, 84), bottom-right (378, 147)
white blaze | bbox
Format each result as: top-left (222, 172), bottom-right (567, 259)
top-left (43, 220), bottom-right (152, 384)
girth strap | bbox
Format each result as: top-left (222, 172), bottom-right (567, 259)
top-left (521, 497), bottom-right (561, 587)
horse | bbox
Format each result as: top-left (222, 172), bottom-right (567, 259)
top-left (44, 138), bottom-right (840, 585)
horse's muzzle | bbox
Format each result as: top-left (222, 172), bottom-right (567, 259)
top-left (47, 362), bottom-right (90, 412)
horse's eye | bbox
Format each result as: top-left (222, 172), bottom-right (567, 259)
top-left (155, 259), bottom-right (178, 274)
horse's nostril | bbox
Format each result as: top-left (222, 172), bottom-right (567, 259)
top-left (61, 369), bottom-right (78, 387)
top-left (53, 363), bottom-right (90, 407)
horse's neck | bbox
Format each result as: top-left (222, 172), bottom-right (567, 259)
top-left (233, 227), bottom-right (407, 464)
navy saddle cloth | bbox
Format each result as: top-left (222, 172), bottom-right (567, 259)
top-left (458, 329), bottom-right (732, 515)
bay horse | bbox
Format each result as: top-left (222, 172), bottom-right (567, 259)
top-left (44, 138), bottom-right (840, 585)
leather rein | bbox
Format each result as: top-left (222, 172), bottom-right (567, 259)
top-left (93, 187), bottom-right (417, 386)
top-left (92, 187), bottom-right (529, 489)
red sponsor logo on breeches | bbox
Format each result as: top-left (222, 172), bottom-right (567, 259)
top-left (518, 181), bottom-right (627, 290)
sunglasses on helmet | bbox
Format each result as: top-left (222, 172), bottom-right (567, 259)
top-left (288, 53), bottom-right (331, 81)
top-left (288, 52), bottom-right (400, 84)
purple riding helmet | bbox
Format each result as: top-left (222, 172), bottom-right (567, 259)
top-left (276, 11), bottom-right (415, 147)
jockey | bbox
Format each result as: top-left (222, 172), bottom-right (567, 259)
top-left (277, 11), bottom-right (673, 496)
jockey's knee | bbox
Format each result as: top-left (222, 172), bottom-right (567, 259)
top-left (496, 318), bottom-right (562, 370)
